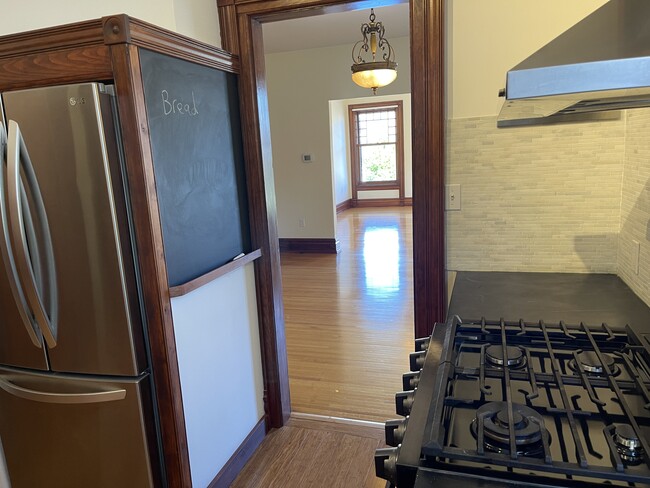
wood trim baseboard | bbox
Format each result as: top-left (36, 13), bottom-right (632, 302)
top-left (353, 197), bottom-right (412, 208)
top-left (279, 238), bottom-right (340, 254)
top-left (208, 417), bottom-right (266, 488)
top-left (169, 249), bottom-right (262, 298)
top-left (336, 199), bottom-right (352, 214)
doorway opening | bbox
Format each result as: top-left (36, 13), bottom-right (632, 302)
top-left (217, 0), bottom-right (445, 429)
top-left (261, 5), bottom-right (414, 422)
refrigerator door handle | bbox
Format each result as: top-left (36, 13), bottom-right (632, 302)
top-left (0, 122), bottom-right (41, 347)
top-left (0, 376), bottom-right (126, 404)
top-left (6, 120), bottom-right (59, 348)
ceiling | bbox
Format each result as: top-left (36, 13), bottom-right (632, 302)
top-left (262, 4), bottom-right (410, 54)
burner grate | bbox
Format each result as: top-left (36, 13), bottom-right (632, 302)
top-left (421, 317), bottom-right (650, 486)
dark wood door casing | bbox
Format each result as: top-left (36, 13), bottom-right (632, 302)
top-left (217, 0), bottom-right (446, 429)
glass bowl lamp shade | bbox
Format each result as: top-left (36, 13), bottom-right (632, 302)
top-left (351, 62), bottom-right (398, 91)
top-left (351, 9), bottom-right (398, 94)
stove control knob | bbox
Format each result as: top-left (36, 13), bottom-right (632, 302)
top-left (395, 390), bottom-right (415, 416)
top-left (375, 446), bottom-right (398, 483)
top-left (402, 371), bottom-right (420, 390)
top-left (415, 337), bottom-right (431, 352)
top-left (415, 337), bottom-right (430, 352)
top-left (410, 351), bottom-right (426, 371)
top-left (385, 418), bottom-right (408, 446)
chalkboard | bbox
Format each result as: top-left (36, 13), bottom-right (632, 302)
top-left (140, 49), bottom-right (250, 287)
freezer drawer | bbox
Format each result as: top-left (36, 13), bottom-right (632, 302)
top-left (0, 367), bottom-right (159, 487)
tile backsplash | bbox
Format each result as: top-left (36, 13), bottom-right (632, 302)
top-left (446, 115), bottom-right (625, 273)
top-left (619, 109), bottom-right (650, 306)
top-left (446, 111), bottom-right (650, 307)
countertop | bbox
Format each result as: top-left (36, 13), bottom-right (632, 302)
top-left (447, 272), bottom-right (650, 332)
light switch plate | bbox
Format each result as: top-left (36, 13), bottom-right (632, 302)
top-left (446, 184), bottom-right (461, 210)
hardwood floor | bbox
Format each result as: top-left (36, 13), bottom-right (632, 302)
top-left (281, 207), bottom-right (415, 422)
top-left (231, 414), bottom-right (387, 488)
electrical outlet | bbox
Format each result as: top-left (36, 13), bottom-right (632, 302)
top-left (632, 239), bottom-right (640, 275)
top-left (299, 217), bottom-right (306, 228)
top-left (446, 184), bottom-right (461, 211)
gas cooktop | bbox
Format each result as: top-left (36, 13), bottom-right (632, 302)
top-left (376, 317), bottom-right (650, 487)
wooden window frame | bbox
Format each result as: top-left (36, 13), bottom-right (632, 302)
top-left (349, 100), bottom-right (405, 201)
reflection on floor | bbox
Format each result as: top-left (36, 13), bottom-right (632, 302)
top-left (281, 207), bottom-right (414, 422)
top-left (231, 414), bottom-right (386, 488)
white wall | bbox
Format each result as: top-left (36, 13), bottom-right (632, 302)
top-left (0, 0), bottom-right (220, 47)
top-left (171, 265), bottom-right (264, 487)
top-left (329, 99), bottom-right (350, 204)
top-left (172, 0), bottom-right (221, 47)
top-left (264, 36), bottom-right (410, 239)
top-left (447, 0), bottom-right (607, 119)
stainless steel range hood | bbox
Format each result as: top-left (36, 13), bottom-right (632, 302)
top-left (497, 0), bottom-right (650, 127)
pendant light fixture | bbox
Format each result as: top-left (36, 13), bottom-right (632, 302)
top-left (351, 8), bottom-right (398, 94)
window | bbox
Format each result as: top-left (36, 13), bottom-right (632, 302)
top-left (349, 101), bottom-right (404, 197)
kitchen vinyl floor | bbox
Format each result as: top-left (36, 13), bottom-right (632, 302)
top-left (281, 207), bottom-right (415, 422)
top-left (231, 414), bottom-right (387, 488)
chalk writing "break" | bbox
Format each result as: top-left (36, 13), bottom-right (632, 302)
top-left (161, 90), bottom-right (199, 116)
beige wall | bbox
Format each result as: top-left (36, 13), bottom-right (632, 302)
top-left (447, 0), bottom-right (607, 119)
top-left (264, 36), bottom-right (411, 239)
top-left (0, 0), bottom-right (220, 47)
top-left (619, 109), bottom-right (650, 306)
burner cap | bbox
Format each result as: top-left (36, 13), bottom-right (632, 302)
top-left (615, 424), bottom-right (642, 450)
top-left (471, 402), bottom-right (548, 456)
top-left (485, 345), bottom-right (525, 368)
top-left (570, 351), bottom-right (616, 375)
top-left (614, 424), bottom-right (645, 463)
top-left (496, 409), bottom-right (524, 428)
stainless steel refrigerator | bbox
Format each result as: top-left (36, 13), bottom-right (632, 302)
top-left (0, 83), bottom-right (159, 487)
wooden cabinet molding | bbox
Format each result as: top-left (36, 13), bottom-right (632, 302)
top-left (217, 0), bottom-right (447, 432)
top-left (0, 16), bottom-right (239, 92)
top-left (0, 16), bottom-right (247, 487)
top-left (103, 15), bottom-right (239, 72)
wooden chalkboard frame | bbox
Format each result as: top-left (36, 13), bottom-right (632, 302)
top-left (169, 248), bottom-right (261, 297)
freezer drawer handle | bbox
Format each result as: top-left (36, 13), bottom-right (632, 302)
top-left (6, 120), bottom-right (59, 348)
top-left (0, 123), bottom-right (41, 347)
top-left (0, 377), bottom-right (126, 404)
